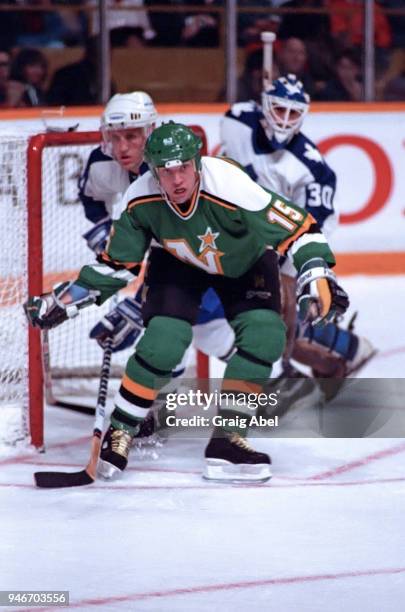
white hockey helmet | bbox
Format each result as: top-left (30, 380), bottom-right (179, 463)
top-left (101, 91), bottom-right (158, 134)
top-left (261, 74), bottom-right (310, 148)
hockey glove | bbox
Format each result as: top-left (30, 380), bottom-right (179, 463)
top-left (24, 282), bottom-right (100, 330)
top-left (296, 258), bottom-right (349, 326)
top-left (82, 216), bottom-right (113, 254)
top-left (89, 294), bottom-right (144, 352)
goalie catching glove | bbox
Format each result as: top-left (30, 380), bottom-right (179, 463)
top-left (24, 282), bottom-right (100, 330)
top-left (296, 258), bottom-right (349, 325)
top-left (82, 216), bottom-right (113, 254)
top-left (90, 294), bottom-right (144, 352)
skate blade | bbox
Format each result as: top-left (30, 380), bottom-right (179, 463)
top-left (346, 348), bottom-right (378, 377)
top-left (203, 459), bottom-right (271, 483)
top-left (97, 459), bottom-right (123, 481)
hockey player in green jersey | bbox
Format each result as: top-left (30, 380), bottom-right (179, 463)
top-left (25, 122), bottom-right (349, 482)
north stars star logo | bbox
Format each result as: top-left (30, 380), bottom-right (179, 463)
top-left (163, 227), bottom-right (224, 274)
top-left (197, 226), bottom-right (220, 253)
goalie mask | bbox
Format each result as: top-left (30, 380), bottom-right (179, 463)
top-left (261, 74), bottom-right (310, 148)
top-left (101, 91), bottom-right (158, 156)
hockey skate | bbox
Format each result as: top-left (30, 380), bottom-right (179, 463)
top-left (204, 431), bottom-right (271, 482)
top-left (263, 362), bottom-right (325, 419)
top-left (132, 411), bottom-right (156, 444)
top-left (315, 336), bottom-right (377, 402)
top-left (345, 336), bottom-right (377, 376)
top-left (98, 425), bottom-right (134, 480)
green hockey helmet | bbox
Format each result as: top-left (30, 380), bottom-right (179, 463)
top-left (144, 122), bottom-right (203, 175)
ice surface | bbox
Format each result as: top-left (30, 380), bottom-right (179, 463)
top-left (1, 275), bottom-right (405, 611)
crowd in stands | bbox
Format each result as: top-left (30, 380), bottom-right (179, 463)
top-left (0, 0), bottom-right (404, 106)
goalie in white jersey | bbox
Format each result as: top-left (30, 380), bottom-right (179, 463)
top-left (220, 73), bottom-right (375, 386)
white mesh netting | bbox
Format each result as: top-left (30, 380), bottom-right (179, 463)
top-left (0, 134), bottom-right (29, 445)
top-left (0, 132), bottom-right (131, 447)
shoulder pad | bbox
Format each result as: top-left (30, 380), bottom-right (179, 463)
top-left (88, 145), bottom-right (113, 164)
top-left (229, 101), bottom-right (257, 117)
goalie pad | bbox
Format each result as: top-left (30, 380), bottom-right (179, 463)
top-left (90, 294), bottom-right (144, 352)
top-left (296, 258), bottom-right (349, 325)
top-left (82, 216), bottom-right (113, 254)
top-left (24, 282), bottom-right (100, 330)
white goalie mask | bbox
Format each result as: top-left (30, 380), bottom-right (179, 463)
top-left (261, 74), bottom-right (310, 148)
top-left (101, 91), bottom-right (158, 155)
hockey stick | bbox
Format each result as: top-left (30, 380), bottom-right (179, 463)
top-left (34, 337), bottom-right (113, 488)
top-left (261, 31), bottom-right (276, 92)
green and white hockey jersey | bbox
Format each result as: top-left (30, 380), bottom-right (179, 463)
top-left (77, 156), bottom-right (336, 303)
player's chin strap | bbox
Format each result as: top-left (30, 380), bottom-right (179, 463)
top-left (157, 164), bottom-right (201, 220)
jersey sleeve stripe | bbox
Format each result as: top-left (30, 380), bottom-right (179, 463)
top-left (98, 251), bottom-right (142, 273)
top-left (200, 191), bottom-right (238, 211)
top-left (277, 214), bottom-right (315, 256)
top-left (290, 232), bottom-right (328, 257)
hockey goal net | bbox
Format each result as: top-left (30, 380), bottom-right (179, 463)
top-left (0, 127), bottom-right (209, 450)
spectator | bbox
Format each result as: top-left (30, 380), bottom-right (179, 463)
top-left (10, 48), bottom-right (48, 106)
top-left (0, 1), bottom-right (22, 49)
top-left (376, 1), bottom-right (405, 100)
top-left (277, 1), bottom-right (336, 89)
top-left (275, 37), bottom-right (315, 97)
top-left (237, 0), bottom-right (281, 47)
top-left (88, 0), bottom-right (156, 44)
top-left (328, 0), bottom-right (391, 51)
top-left (277, 0), bottom-right (330, 42)
top-left (181, 0), bottom-right (220, 47)
top-left (383, 73), bottom-right (405, 101)
top-left (110, 26), bottom-right (146, 48)
top-left (146, 0), bottom-right (185, 47)
top-left (328, 0), bottom-right (392, 76)
top-left (47, 36), bottom-right (115, 106)
top-left (0, 48), bottom-right (26, 107)
top-left (315, 48), bottom-right (363, 101)
top-left (237, 47), bottom-right (280, 102)
top-left (16, 0), bottom-right (82, 48)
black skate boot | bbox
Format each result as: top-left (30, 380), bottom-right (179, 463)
top-left (204, 430), bottom-right (271, 482)
top-left (133, 411), bottom-right (155, 439)
top-left (98, 425), bottom-right (134, 480)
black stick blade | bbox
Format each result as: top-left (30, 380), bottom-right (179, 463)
top-left (34, 470), bottom-right (94, 488)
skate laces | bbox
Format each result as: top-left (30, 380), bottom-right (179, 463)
top-left (229, 433), bottom-right (255, 453)
top-left (111, 429), bottom-right (133, 459)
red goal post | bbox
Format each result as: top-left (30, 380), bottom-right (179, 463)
top-left (8, 126), bottom-right (209, 449)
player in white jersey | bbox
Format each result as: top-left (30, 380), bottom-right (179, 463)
top-left (221, 73), bottom-right (375, 389)
top-left (80, 90), bottom-right (156, 255)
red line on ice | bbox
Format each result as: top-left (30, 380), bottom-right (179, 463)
top-left (0, 435), bottom-right (91, 466)
top-left (308, 440), bottom-right (405, 480)
top-left (16, 567), bottom-right (405, 611)
top-left (375, 345), bottom-right (405, 359)
top-left (13, 459), bottom-right (202, 475)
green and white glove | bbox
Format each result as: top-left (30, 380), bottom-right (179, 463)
top-left (297, 258), bottom-right (349, 325)
top-left (23, 282), bottom-right (100, 330)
